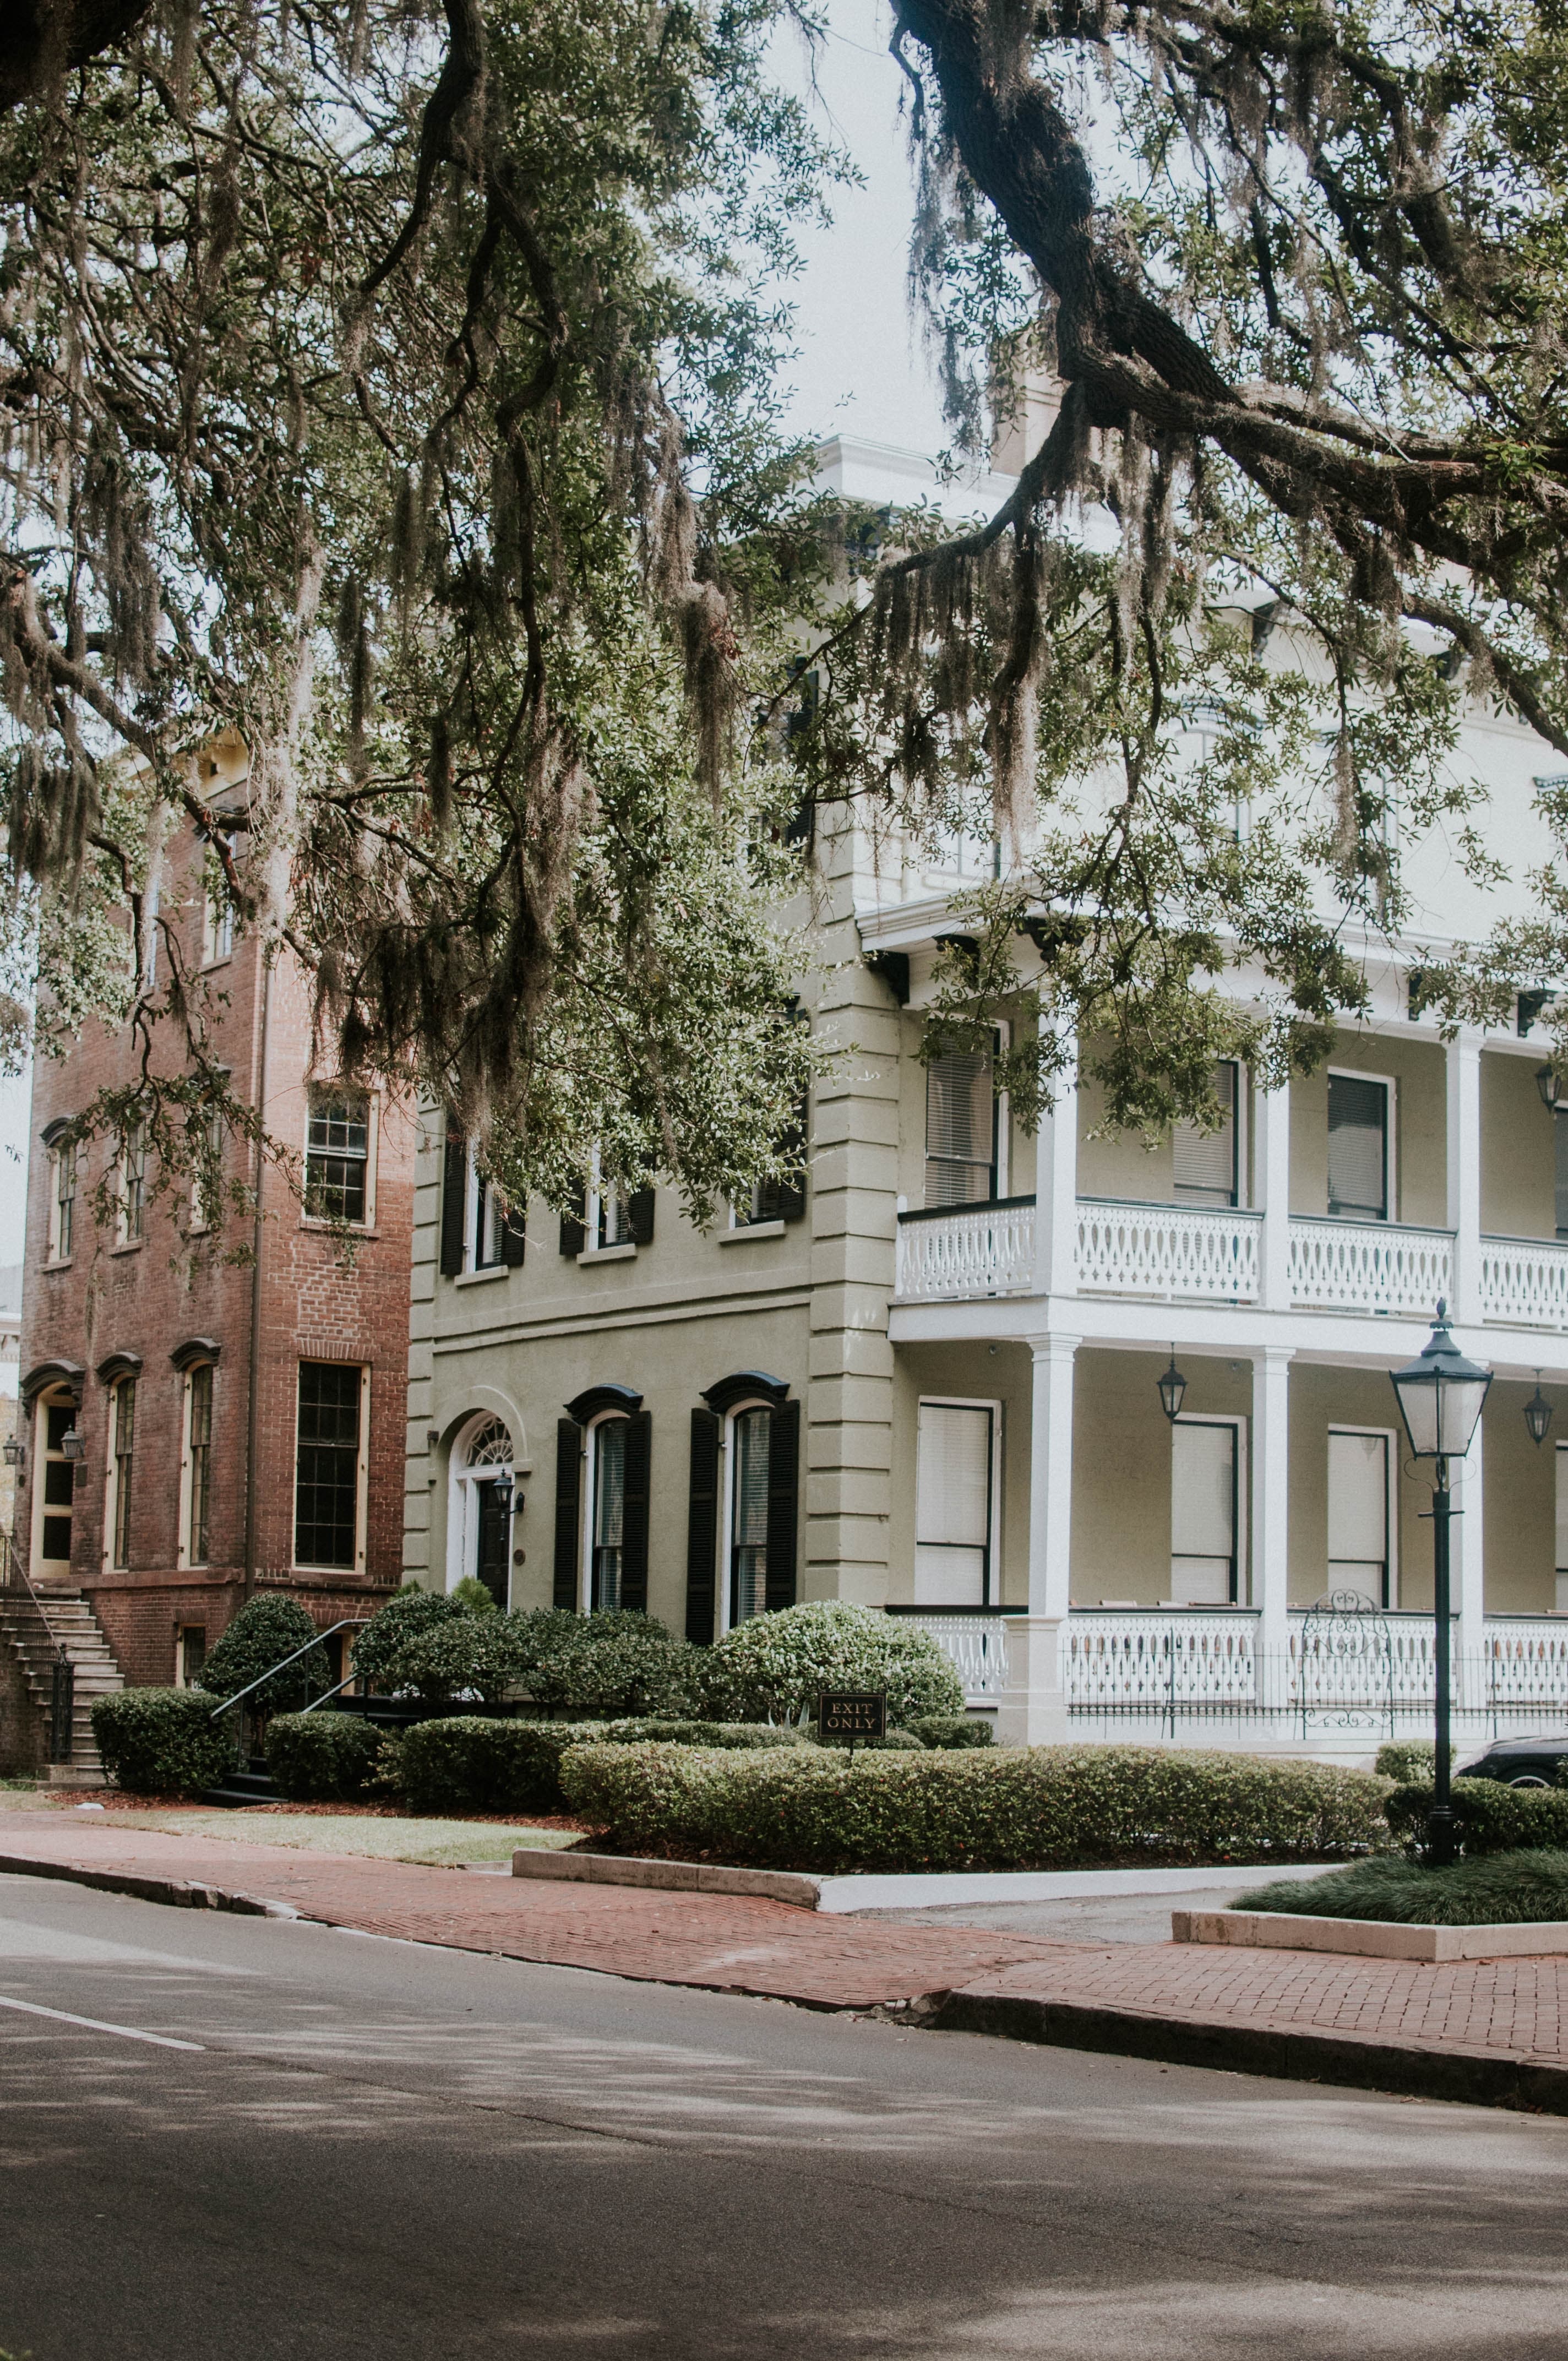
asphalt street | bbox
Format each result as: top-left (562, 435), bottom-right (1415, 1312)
top-left (2, 1870), bottom-right (1567, 2359)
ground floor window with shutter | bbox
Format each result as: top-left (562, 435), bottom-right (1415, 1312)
top-left (295, 1362), bottom-right (367, 1571)
top-left (552, 1386), bottom-right (650, 1614)
top-left (590, 1418), bottom-right (628, 1609)
top-left (683, 1376), bottom-right (800, 1640)
top-left (914, 1400), bottom-right (997, 1605)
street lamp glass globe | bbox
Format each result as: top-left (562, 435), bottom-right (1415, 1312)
top-left (1389, 1302), bottom-right (1492, 1462)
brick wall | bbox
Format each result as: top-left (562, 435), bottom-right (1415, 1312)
top-left (14, 772), bottom-right (413, 1691)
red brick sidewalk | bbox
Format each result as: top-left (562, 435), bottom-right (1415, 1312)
top-left (7, 1811), bottom-right (1568, 2106)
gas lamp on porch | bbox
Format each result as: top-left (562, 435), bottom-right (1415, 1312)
top-left (1156, 1348), bottom-right (1189, 1425)
top-left (1387, 1302), bottom-right (1492, 1867)
top-left (1524, 1378), bottom-right (1554, 1449)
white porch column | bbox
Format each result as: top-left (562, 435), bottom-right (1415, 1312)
top-left (1032, 1021), bottom-right (1078, 1301)
top-left (1453, 1412), bottom-right (1485, 1700)
top-left (1251, 1347), bottom-right (1292, 1666)
top-left (1256, 1079), bottom-right (1292, 1310)
top-left (1446, 1033), bottom-right (1483, 1325)
top-left (997, 1331), bottom-right (1079, 1746)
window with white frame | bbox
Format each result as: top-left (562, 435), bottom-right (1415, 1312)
top-left (117, 1125), bottom-right (146, 1245)
top-left (1327, 1071), bottom-right (1391, 1222)
top-left (182, 1364), bottom-right (214, 1567)
top-left (1327, 1428), bottom-right (1392, 1607)
top-left (106, 1378), bottom-right (137, 1570)
top-left (1556, 1443), bottom-right (1568, 1612)
top-left (589, 1416), bottom-right (629, 1610)
top-left (466, 1145), bottom-right (507, 1270)
top-left (201, 883), bottom-right (235, 966)
top-left (47, 1138), bottom-right (77, 1262)
top-left (728, 1407), bottom-right (771, 1625)
top-left (449, 1415), bottom-right (514, 1606)
top-left (34, 1392), bottom-right (77, 1573)
top-left (294, 1361), bottom-right (367, 1570)
top-left (1173, 1062), bottom-right (1241, 1207)
top-left (924, 1045), bottom-right (997, 1208)
top-left (914, 1400), bottom-right (996, 1605)
top-left (175, 1624), bottom-right (207, 1688)
top-left (1170, 1418), bottom-right (1239, 1604)
top-left (304, 1086), bottom-right (371, 1226)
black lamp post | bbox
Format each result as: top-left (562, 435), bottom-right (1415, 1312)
top-left (1157, 1347), bottom-right (1188, 1424)
top-left (1389, 1301), bottom-right (1492, 1865)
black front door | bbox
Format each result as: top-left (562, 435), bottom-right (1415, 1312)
top-left (476, 1479), bottom-right (510, 1609)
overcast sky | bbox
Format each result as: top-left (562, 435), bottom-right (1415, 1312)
top-left (0, 0), bottom-right (942, 1274)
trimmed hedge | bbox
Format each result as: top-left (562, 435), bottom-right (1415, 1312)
top-left (379, 1616), bottom-right (527, 1704)
top-left (352, 1585), bottom-right (466, 1689)
top-left (397, 1715), bottom-right (806, 1815)
top-left (699, 1601), bottom-right (964, 1726)
top-left (516, 1610), bottom-right (702, 1717)
top-left (265, 1712), bottom-right (383, 1802)
top-left (558, 1743), bottom-right (1391, 1874)
top-left (908, 1715), bottom-right (993, 1750)
top-left (1387, 1777), bottom-right (1568, 1856)
top-left (1374, 1742), bottom-right (1454, 1783)
top-left (91, 1689), bottom-right (235, 1796)
top-left (198, 1595), bottom-right (330, 1715)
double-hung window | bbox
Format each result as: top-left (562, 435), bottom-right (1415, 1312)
top-left (48, 1140), bottom-right (76, 1262)
top-left (186, 1365), bottom-right (213, 1566)
top-left (294, 1362), bottom-right (365, 1570)
top-left (1327, 1072), bottom-right (1390, 1221)
top-left (914, 1401), bottom-right (995, 1604)
top-left (729, 1408), bottom-right (771, 1625)
top-left (590, 1419), bottom-right (628, 1611)
top-left (305, 1086), bottom-right (371, 1226)
top-left (1173, 1062), bottom-right (1240, 1207)
top-left (108, 1379), bottom-right (136, 1570)
top-left (202, 885), bottom-right (235, 966)
top-left (117, 1125), bottom-right (146, 1245)
top-left (924, 1045), bottom-right (997, 1208)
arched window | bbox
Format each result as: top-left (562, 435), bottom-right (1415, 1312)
top-left (449, 1415), bottom-right (515, 1607)
top-left (552, 1386), bottom-right (650, 1613)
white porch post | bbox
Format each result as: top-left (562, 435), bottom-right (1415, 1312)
top-left (1256, 1079), bottom-right (1292, 1310)
top-left (1453, 1410), bottom-right (1485, 1704)
top-left (1251, 1349), bottom-right (1292, 1684)
top-left (1446, 1033), bottom-right (1483, 1325)
top-left (1032, 1021), bottom-right (1078, 1302)
top-left (997, 1331), bottom-right (1079, 1746)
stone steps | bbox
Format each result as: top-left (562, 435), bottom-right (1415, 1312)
top-left (0, 1588), bottom-right (125, 1775)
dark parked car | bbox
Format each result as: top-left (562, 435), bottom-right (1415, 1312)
top-left (1457, 1737), bottom-right (1568, 1789)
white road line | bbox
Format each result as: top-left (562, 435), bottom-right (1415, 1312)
top-left (0, 1993), bottom-right (204, 2050)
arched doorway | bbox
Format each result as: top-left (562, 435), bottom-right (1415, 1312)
top-left (448, 1415), bottom-right (515, 1607)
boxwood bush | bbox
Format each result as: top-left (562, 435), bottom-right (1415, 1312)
top-left (698, 1602), bottom-right (964, 1726)
top-left (265, 1712), bottom-right (383, 1801)
top-left (351, 1585), bottom-right (467, 1689)
top-left (1374, 1742), bottom-right (1455, 1783)
top-left (198, 1595), bottom-right (330, 1715)
top-left (513, 1609), bottom-right (701, 1717)
top-left (908, 1715), bottom-right (993, 1750)
top-left (1386, 1776), bottom-right (1568, 1856)
top-left (378, 1616), bottom-right (528, 1705)
top-left (559, 1742), bottom-right (1390, 1874)
top-left (398, 1715), bottom-right (806, 1815)
top-left (91, 1689), bottom-right (235, 1796)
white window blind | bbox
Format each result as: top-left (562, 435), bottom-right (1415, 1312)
top-left (924, 1049), bottom-right (995, 1208)
top-left (1327, 1430), bottom-right (1389, 1605)
top-left (1173, 1063), bottom-right (1238, 1206)
top-left (915, 1403), bottom-right (993, 1604)
top-left (1327, 1074), bottom-right (1389, 1221)
top-left (1170, 1422), bottom-right (1235, 1603)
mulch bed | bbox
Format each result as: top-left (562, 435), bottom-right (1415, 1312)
top-left (47, 1792), bottom-right (592, 1830)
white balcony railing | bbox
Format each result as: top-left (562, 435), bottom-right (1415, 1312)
top-left (1479, 1235), bottom-right (1568, 1331)
top-left (895, 1198), bottom-right (1035, 1302)
top-left (1065, 1609), bottom-right (1259, 1710)
top-left (1076, 1199), bottom-right (1261, 1304)
top-left (1288, 1217), bottom-right (1452, 1318)
top-left (1477, 1617), bottom-right (1568, 1707)
top-left (888, 1608), bottom-right (1012, 1701)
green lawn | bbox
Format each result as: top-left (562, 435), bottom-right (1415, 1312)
top-left (58, 1809), bottom-right (582, 1868)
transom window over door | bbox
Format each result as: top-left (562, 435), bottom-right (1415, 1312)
top-left (1328, 1430), bottom-right (1391, 1606)
top-left (1327, 1073), bottom-right (1390, 1221)
top-left (924, 1046), bottom-right (996, 1208)
top-left (915, 1402), bottom-right (995, 1604)
top-left (1170, 1421), bottom-right (1237, 1604)
top-left (1173, 1063), bottom-right (1239, 1207)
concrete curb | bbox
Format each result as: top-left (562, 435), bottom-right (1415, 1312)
top-left (932, 1988), bottom-right (1568, 2114)
top-left (512, 1849), bottom-right (819, 1908)
top-left (1174, 1908), bottom-right (1568, 1962)
top-left (0, 1851), bottom-right (300, 1920)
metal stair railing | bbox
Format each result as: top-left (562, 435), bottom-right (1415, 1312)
top-left (0, 1530), bottom-right (88, 1763)
top-left (206, 1619), bottom-right (372, 1727)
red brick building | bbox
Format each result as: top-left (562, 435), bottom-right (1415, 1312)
top-left (13, 737), bottom-right (414, 1727)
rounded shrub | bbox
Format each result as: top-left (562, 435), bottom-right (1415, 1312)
top-left (380, 1615), bottom-right (527, 1705)
top-left (265, 1712), bottom-right (382, 1802)
top-left (449, 1576), bottom-right (500, 1617)
top-left (908, 1713), bottom-right (993, 1750)
top-left (352, 1584), bottom-right (465, 1690)
top-left (1374, 1742), bottom-right (1453, 1783)
top-left (699, 1602), bottom-right (965, 1727)
top-left (198, 1595), bottom-right (330, 1715)
top-left (510, 1608), bottom-right (700, 1717)
top-left (91, 1689), bottom-right (234, 1796)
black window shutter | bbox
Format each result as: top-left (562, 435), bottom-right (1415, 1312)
top-left (440, 1134), bottom-right (466, 1275)
top-left (500, 1201), bottom-right (526, 1266)
top-left (684, 1408), bottom-right (721, 1643)
top-left (627, 1188), bottom-right (656, 1245)
top-left (559, 1187), bottom-right (586, 1258)
top-left (553, 1418), bottom-right (582, 1608)
top-left (619, 1410), bottom-right (651, 1612)
top-left (764, 1397), bottom-right (800, 1612)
